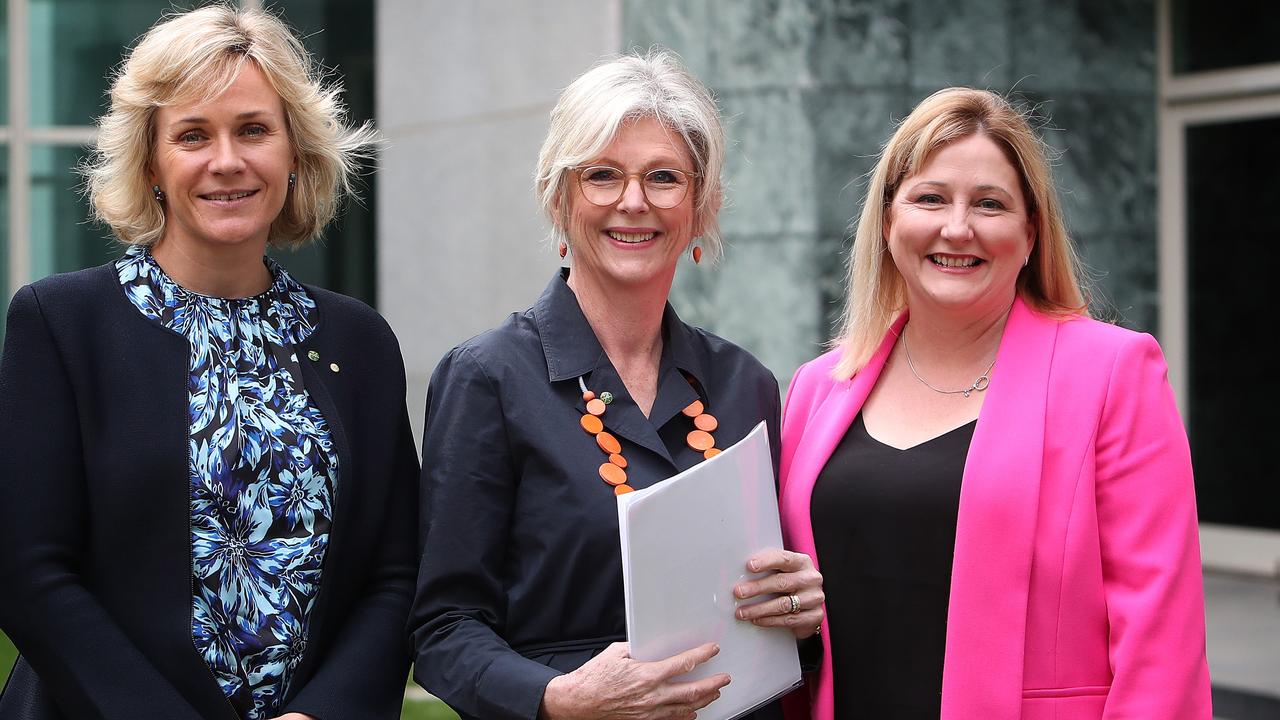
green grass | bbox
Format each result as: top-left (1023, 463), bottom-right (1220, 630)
top-left (0, 631), bottom-right (16, 685)
top-left (400, 696), bottom-right (461, 720)
top-left (1, 630), bottom-right (457, 719)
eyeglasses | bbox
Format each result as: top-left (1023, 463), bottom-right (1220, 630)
top-left (572, 165), bottom-right (699, 209)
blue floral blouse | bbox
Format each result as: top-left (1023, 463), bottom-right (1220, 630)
top-left (116, 246), bottom-right (338, 719)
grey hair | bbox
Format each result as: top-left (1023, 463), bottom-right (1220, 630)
top-left (534, 48), bottom-right (725, 262)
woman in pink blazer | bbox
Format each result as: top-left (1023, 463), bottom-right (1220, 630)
top-left (779, 88), bottom-right (1210, 719)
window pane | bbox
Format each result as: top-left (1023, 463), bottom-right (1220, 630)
top-left (30, 144), bottom-right (118, 279)
top-left (28, 0), bottom-right (173, 127)
top-left (1172, 0), bottom-right (1280, 74)
top-left (268, 0), bottom-right (376, 306)
top-left (1186, 116), bottom-right (1280, 530)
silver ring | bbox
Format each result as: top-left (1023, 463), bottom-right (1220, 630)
top-left (787, 594), bottom-right (800, 614)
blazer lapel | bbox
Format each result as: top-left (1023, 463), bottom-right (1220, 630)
top-left (941, 298), bottom-right (1057, 719)
top-left (780, 314), bottom-right (904, 563)
top-left (778, 315), bottom-right (904, 720)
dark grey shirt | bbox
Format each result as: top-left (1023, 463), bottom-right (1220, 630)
top-left (410, 269), bottom-right (782, 720)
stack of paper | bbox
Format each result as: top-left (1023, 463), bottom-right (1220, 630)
top-left (618, 422), bottom-right (802, 720)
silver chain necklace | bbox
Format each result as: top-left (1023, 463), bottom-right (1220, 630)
top-left (901, 330), bottom-right (996, 398)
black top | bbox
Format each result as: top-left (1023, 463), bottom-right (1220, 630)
top-left (810, 413), bottom-right (975, 719)
top-left (409, 269), bottom-right (782, 720)
top-left (0, 262), bottom-right (418, 720)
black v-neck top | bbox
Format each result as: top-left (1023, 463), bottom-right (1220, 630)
top-left (811, 412), bottom-right (976, 719)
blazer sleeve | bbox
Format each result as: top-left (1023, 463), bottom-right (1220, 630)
top-left (1093, 333), bottom-right (1211, 718)
top-left (0, 286), bottom-right (205, 719)
top-left (284, 331), bottom-right (419, 720)
top-left (409, 346), bottom-right (560, 720)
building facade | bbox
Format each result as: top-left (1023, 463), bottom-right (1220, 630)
top-left (1, 0), bottom-right (1276, 569)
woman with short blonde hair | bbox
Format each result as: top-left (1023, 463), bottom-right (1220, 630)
top-left (0, 6), bottom-right (414, 719)
top-left (87, 3), bottom-right (373, 248)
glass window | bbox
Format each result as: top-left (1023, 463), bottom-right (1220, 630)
top-left (1185, 115), bottom-right (1280, 530)
top-left (30, 144), bottom-right (116, 278)
top-left (27, 0), bottom-right (173, 127)
top-left (268, 0), bottom-right (376, 306)
top-left (1172, 0), bottom-right (1280, 74)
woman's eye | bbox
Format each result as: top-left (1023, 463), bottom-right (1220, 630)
top-left (584, 168), bottom-right (622, 183)
top-left (179, 131), bottom-right (204, 143)
top-left (915, 193), bottom-right (943, 205)
top-left (646, 169), bottom-right (681, 185)
top-left (977, 198), bottom-right (1006, 210)
top-left (244, 124), bottom-right (267, 137)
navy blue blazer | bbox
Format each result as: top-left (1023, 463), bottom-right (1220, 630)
top-left (409, 270), bottom-right (783, 720)
top-left (0, 261), bottom-right (418, 720)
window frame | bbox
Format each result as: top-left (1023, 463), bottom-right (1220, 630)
top-left (1158, 0), bottom-right (1280, 547)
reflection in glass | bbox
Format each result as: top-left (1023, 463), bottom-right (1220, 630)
top-left (1186, 116), bottom-right (1280, 530)
top-left (30, 144), bottom-right (118, 279)
top-left (1172, 0), bottom-right (1280, 74)
top-left (28, 0), bottom-right (173, 126)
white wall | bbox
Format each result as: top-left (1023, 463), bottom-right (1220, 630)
top-left (377, 1), bottom-right (621, 441)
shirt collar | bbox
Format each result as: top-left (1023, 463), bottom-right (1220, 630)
top-left (532, 268), bottom-right (709, 390)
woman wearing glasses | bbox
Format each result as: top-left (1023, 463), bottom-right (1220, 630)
top-left (409, 51), bottom-right (823, 720)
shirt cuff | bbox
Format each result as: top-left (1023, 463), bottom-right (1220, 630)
top-left (476, 652), bottom-right (565, 720)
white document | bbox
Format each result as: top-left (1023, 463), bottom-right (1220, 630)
top-left (617, 421), bottom-right (802, 720)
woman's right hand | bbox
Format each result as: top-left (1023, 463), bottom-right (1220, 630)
top-left (539, 641), bottom-right (729, 720)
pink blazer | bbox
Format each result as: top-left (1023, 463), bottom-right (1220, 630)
top-left (779, 299), bottom-right (1211, 719)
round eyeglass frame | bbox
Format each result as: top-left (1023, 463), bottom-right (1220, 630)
top-left (571, 165), bottom-right (700, 209)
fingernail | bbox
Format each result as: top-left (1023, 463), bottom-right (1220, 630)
top-left (749, 560), bottom-right (760, 571)
top-left (734, 586), bottom-right (745, 598)
top-left (736, 609), bottom-right (745, 620)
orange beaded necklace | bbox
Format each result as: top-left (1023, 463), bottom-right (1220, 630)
top-left (577, 374), bottom-right (721, 495)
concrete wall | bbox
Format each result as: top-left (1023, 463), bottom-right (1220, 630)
top-left (377, 0), bottom-right (621, 439)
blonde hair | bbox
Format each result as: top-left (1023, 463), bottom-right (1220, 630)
top-left (534, 48), bottom-right (725, 262)
top-left (85, 2), bottom-right (376, 248)
top-left (831, 87), bottom-right (1089, 379)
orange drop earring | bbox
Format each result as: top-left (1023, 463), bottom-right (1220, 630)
top-left (559, 242), bottom-right (568, 259)
top-left (692, 245), bottom-right (702, 265)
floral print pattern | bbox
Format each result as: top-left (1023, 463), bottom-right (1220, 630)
top-left (117, 246), bottom-right (337, 719)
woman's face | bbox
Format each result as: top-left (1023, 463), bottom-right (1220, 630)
top-left (885, 133), bottom-right (1034, 319)
top-left (564, 116), bottom-right (698, 291)
top-left (150, 63), bottom-right (295, 256)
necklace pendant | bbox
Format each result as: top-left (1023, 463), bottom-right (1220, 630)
top-left (962, 389), bottom-right (971, 398)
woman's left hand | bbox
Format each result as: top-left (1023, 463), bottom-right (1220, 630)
top-left (733, 548), bottom-right (825, 639)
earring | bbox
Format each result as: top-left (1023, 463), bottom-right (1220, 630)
top-left (152, 185), bottom-right (165, 203)
top-left (288, 172), bottom-right (296, 190)
top-left (692, 245), bottom-right (703, 265)
top-left (1023, 255), bottom-right (1030, 267)
top-left (558, 241), bottom-right (568, 259)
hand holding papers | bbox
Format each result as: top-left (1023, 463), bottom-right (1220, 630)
top-left (617, 422), bottom-right (802, 720)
